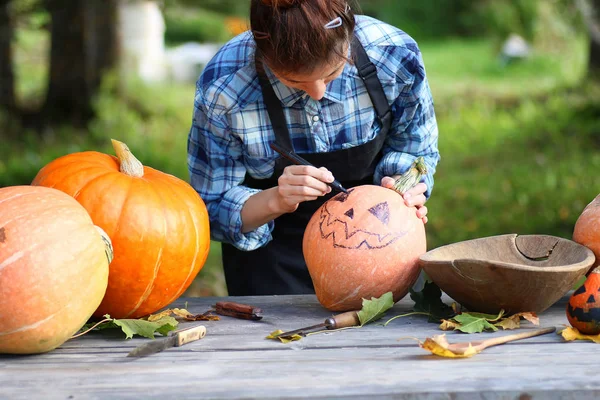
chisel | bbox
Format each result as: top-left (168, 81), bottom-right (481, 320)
top-left (274, 310), bottom-right (360, 337)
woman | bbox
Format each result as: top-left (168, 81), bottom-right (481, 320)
top-left (187, 0), bottom-right (439, 296)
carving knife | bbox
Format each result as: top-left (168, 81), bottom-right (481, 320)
top-left (127, 325), bottom-right (206, 357)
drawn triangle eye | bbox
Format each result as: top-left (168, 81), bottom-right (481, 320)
top-left (368, 202), bottom-right (390, 225)
top-left (333, 192), bottom-right (350, 202)
top-left (344, 208), bottom-right (354, 219)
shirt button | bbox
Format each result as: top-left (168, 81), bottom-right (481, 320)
top-left (312, 115), bottom-right (320, 122)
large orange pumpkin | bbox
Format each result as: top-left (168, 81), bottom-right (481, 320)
top-left (566, 268), bottom-right (600, 334)
top-left (302, 185), bottom-right (426, 311)
top-left (32, 139), bottom-right (210, 319)
top-left (573, 194), bottom-right (600, 272)
top-left (0, 186), bottom-right (112, 354)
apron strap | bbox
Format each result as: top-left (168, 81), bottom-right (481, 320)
top-left (351, 36), bottom-right (393, 130)
top-left (257, 68), bottom-right (294, 150)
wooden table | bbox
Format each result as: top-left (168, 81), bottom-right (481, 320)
top-left (1, 293), bottom-right (599, 399)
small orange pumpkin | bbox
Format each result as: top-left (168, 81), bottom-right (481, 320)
top-left (32, 139), bottom-right (210, 319)
top-left (573, 194), bottom-right (600, 272)
top-left (0, 186), bottom-right (112, 354)
top-left (566, 268), bottom-right (600, 334)
top-left (302, 184), bottom-right (426, 311)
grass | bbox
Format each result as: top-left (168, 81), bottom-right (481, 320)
top-left (3, 26), bottom-right (598, 297)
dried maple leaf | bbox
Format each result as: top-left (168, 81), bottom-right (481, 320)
top-left (513, 312), bottom-right (539, 326)
top-left (420, 334), bottom-right (478, 358)
top-left (147, 308), bottom-right (220, 322)
top-left (560, 326), bottom-right (600, 343)
top-left (266, 330), bottom-right (303, 343)
top-left (494, 315), bottom-right (521, 330)
top-left (439, 319), bottom-right (462, 331)
top-left (147, 310), bottom-right (173, 322)
top-left (440, 310), bottom-right (539, 333)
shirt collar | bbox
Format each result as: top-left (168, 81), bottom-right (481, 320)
top-left (263, 63), bottom-right (349, 106)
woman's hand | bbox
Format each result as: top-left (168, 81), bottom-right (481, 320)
top-left (381, 177), bottom-right (429, 224)
top-left (272, 165), bottom-right (333, 213)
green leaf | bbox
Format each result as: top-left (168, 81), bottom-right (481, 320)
top-left (80, 314), bottom-right (178, 339)
top-left (409, 281), bottom-right (454, 322)
top-left (112, 316), bottom-right (178, 339)
top-left (357, 291), bottom-right (394, 326)
top-left (464, 310), bottom-right (505, 322)
top-left (451, 313), bottom-right (499, 333)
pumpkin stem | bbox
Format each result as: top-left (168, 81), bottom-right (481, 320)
top-left (111, 139), bottom-right (144, 177)
top-left (392, 157), bottom-right (428, 195)
top-left (94, 226), bottom-right (114, 264)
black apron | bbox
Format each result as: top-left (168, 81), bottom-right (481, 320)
top-left (221, 37), bottom-right (393, 295)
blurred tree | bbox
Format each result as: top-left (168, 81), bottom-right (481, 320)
top-left (579, 0), bottom-right (600, 76)
top-left (0, 0), bottom-right (15, 110)
top-left (43, 0), bottom-right (118, 127)
top-left (168, 0), bottom-right (249, 16)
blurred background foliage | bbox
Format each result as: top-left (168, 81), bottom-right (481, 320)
top-left (1, 0), bottom-right (599, 297)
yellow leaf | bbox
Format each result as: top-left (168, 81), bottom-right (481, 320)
top-left (494, 315), bottom-right (520, 330)
top-left (147, 309), bottom-right (173, 322)
top-left (266, 330), bottom-right (303, 343)
top-left (560, 326), bottom-right (600, 343)
top-left (439, 319), bottom-right (462, 331)
top-left (172, 308), bottom-right (195, 319)
top-left (420, 334), bottom-right (479, 358)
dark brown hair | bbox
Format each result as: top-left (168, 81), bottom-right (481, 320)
top-left (250, 0), bottom-right (356, 75)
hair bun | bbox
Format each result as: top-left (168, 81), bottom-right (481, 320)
top-left (260, 0), bottom-right (301, 9)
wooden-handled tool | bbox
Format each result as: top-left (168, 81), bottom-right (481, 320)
top-left (443, 326), bottom-right (556, 356)
top-left (214, 301), bottom-right (263, 320)
top-left (127, 325), bottom-right (206, 357)
top-left (274, 311), bottom-right (360, 337)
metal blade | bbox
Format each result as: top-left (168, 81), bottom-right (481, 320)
top-left (127, 336), bottom-right (177, 357)
top-left (274, 322), bottom-right (326, 338)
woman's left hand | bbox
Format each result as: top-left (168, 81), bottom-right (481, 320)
top-left (380, 178), bottom-right (428, 224)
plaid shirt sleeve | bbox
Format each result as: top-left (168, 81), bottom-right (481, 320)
top-left (373, 44), bottom-right (440, 199)
top-left (187, 86), bottom-right (274, 251)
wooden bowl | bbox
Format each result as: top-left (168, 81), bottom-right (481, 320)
top-left (419, 234), bottom-right (595, 314)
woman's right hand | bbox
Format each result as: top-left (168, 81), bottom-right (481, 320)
top-left (272, 165), bottom-right (334, 213)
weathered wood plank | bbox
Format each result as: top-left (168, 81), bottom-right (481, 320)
top-left (0, 293), bottom-right (593, 400)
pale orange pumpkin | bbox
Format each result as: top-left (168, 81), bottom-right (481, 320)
top-left (32, 139), bottom-right (210, 319)
top-left (302, 184), bottom-right (426, 311)
top-left (0, 185), bottom-right (112, 354)
top-left (573, 194), bottom-right (600, 273)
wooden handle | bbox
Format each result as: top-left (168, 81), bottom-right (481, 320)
top-left (175, 325), bottom-right (206, 347)
top-left (215, 301), bottom-right (263, 320)
top-left (325, 311), bottom-right (360, 329)
top-left (482, 326), bottom-right (556, 348)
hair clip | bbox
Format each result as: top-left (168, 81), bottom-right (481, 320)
top-left (345, 3), bottom-right (351, 13)
top-left (324, 17), bottom-right (343, 29)
top-left (253, 30), bottom-right (270, 40)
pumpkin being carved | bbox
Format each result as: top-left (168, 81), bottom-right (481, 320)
top-left (302, 185), bottom-right (426, 311)
top-left (32, 140), bottom-right (210, 319)
top-left (566, 268), bottom-right (600, 334)
top-left (0, 186), bottom-right (112, 354)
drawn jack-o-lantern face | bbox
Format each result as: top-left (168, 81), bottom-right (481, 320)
top-left (567, 269), bottom-right (600, 334)
top-left (303, 184), bottom-right (426, 311)
top-left (317, 188), bottom-right (408, 249)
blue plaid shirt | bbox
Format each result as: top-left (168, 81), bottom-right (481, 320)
top-left (188, 15), bottom-right (439, 251)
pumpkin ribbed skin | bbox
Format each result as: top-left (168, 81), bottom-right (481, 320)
top-left (303, 185), bottom-right (426, 311)
top-left (32, 144), bottom-right (210, 319)
top-left (567, 269), bottom-right (600, 334)
top-left (0, 186), bottom-right (111, 354)
top-left (573, 195), bottom-right (600, 272)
